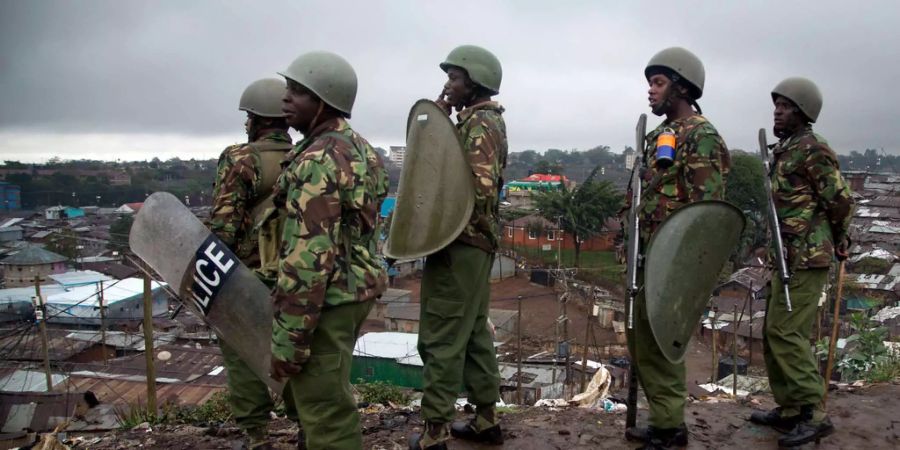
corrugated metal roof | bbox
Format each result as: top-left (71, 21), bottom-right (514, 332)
top-left (0, 284), bottom-right (67, 304)
top-left (64, 376), bottom-right (225, 408)
top-left (354, 332), bottom-right (422, 366)
top-left (79, 262), bottom-right (139, 280)
top-left (0, 370), bottom-right (67, 393)
top-left (45, 277), bottom-right (166, 307)
top-left (0, 218), bottom-right (24, 228)
top-left (0, 246), bottom-right (67, 265)
top-left (0, 327), bottom-right (101, 362)
top-left (48, 270), bottom-right (113, 287)
top-left (68, 343), bottom-right (227, 385)
top-left (497, 362), bottom-right (566, 387)
top-left (65, 330), bottom-right (177, 350)
top-left (0, 390), bottom-right (95, 433)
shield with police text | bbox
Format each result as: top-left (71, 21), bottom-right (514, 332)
top-left (129, 192), bottom-right (283, 391)
top-left (383, 99), bottom-right (474, 259)
top-left (644, 200), bottom-right (745, 364)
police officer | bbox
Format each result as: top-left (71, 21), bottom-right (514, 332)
top-left (268, 51), bottom-right (389, 450)
top-left (625, 47), bottom-right (730, 449)
top-left (409, 45), bottom-right (508, 450)
top-left (750, 77), bottom-right (853, 447)
top-left (209, 78), bottom-right (295, 450)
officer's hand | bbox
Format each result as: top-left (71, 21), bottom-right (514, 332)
top-left (270, 359), bottom-right (299, 383)
top-left (835, 237), bottom-right (851, 261)
top-left (435, 90), bottom-right (452, 116)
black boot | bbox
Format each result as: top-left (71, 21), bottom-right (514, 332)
top-left (408, 422), bottom-right (449, 450)
top-left (749, 407), bottom-right (802, 433)
top-left (778, 407), bottom-right (834, 448)
top-left (625, 426), bottom-right (649, 442)
top-left (449, 420), bottom-right (503, 444)
top-left (638, 424), bottom-right (688, 449)
top-left (450, 406), bottom-right (503, 445)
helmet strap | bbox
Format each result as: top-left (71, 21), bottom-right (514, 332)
top-left (307, 100), bottom-right (326, 134)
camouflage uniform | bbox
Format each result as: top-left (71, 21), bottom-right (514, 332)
top-left (418, 101), bottom-right (507, 438)
top-left (269, 117), bottom-right (388, 449)
top-left (764, 126), bottom-right (853, 422)
top-left (210, 130), bottom-right (295, 439)
top-left (626, 114), bottom-right (730, 429)
top-left (211, 131), bottom-right (292, 267)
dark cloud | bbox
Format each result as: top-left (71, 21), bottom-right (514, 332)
top-left (1, 0), bottom-right (898, 161)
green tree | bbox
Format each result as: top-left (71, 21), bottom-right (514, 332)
top-left (534, 160), bottom-right (564, 175)
top-left (46, 230), bottom-right (78, 261)
top-left (110, 215), bottom-right (134, 252)
top-left (725, 151), bottom-right (768, 262)
top-left (531, 167), bottom-right (623, 267)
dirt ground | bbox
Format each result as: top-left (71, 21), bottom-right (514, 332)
top-left (70, 380), bottom-right (900, 449)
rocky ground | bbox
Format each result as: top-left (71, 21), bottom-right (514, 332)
top-left (61, 381), bottom-right (899, 450)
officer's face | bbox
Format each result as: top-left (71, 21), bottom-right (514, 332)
top-left (773, 96), bottom-right (806, 137)
top-left (282, 80), bottom-right (320, 133)
top-left (442, 67), bottom-right (475, 109)
top-left (647, 74), bottom-right (672, 116)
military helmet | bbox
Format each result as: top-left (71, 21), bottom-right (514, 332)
top-left (771, 77), bottom-right (822, 122)
top-left (645, 47), bottom-right (705, 99)
top-left (238, 78), bottom-right (287, 118)
top-left (278, 51), bottom-right (358, 117)
top-left (440, 45), bottom-right (502, 95)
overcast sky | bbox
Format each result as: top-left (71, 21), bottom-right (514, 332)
top-left (1, 0), bottom-right (898, 163)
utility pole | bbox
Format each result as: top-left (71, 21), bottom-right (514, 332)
top-left (516, 295), bottom-right (523, 405)
top-left (732, 304), bottom-right (738, 397)
top-left (98, 282), bottom-right (108, 366)
top-left (711, 308), bottom-right (719, 384)
top-left (34, 276), bottom-right (53, 392)
top-left (748, 296), bottom-right (754, 366)
top-left (142, 273), bottom-right (157, 413)
top-left (580, 301), bottom-right (593, 392)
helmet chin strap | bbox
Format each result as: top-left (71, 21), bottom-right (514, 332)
top-left (307, 100), bottom-right (326, 134)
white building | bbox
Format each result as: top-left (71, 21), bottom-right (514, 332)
top-left (389, 146), bottom-right (406, 166)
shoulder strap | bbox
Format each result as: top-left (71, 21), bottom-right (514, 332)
top-left (246, 141), bottom-right (292, 223)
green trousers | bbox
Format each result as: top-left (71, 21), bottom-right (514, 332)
top-left (625, 270), bottom-right (687, 429)
top-left (764, 268), bottom-right (827, 418)
top-left (419, 242), bottom-right (501, 424)
top-left (220, 340), bottom-right (297, 432)
top-left (286, 300), bottom-right (373, 450)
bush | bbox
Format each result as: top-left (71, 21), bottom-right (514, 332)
top-left (115, 391), bottom-right (233, 429)
top-left (166, 391), bottom-right (233, 424)
top-left (114, 399), bottom-right (160, 429)
top-left (355, 379), bottom-right (411, 405)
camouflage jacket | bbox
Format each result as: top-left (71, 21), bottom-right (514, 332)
top-left (770, 126), bottom-right (854, 270)
top-left (270, 117), bottom-right (389, 376)
top-left (210, 130), bottom-right (292, 268)
top-left (637, 115), bottom-right (730, 241)
top-left (454, 101), bottom-right (508, 253)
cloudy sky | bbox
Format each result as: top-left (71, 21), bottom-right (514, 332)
top-left (1, 0), bottom-right (897, 163)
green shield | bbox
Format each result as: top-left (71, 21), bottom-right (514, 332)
top-left (383, 99), bottom-right (474, 259)
top-left (644, 200), bottom-right (745, 364)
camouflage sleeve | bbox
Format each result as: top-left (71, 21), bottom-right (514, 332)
top-left (209, 146), bottom-right (257, 248)
top-left (464, 111), bottom-right (506, 202)
top-left (683, 131), bottom-right (727, 201)
top-left (805, 145), bottom-right (855, 244)
top-left (271, 153), bottom-right (341, 377)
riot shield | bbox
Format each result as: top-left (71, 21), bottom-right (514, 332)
top-left (644, 200), bottom-right (745, 364)
top-left (129, 192), bottom-right (283, 391)
top-left (383, 99), bottom-right (474, 259)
